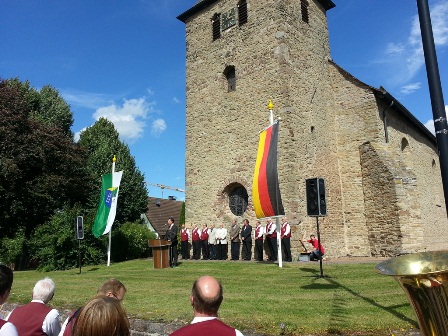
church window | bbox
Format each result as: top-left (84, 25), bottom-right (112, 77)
top-left (228, 185), bottom-right (248, 216)
top-left (301, 0), bottom-right (309, 23)
top-left (401, 137), bottom-right (409, 151)
top-left (212, 13), bottom-right (221, 41)
top-left (238, 1), bottom-right (248, 26)
top-left (224, 66), bottom-right (236, 92)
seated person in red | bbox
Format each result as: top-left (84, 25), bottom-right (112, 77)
top-left (170, 275), bottom-right (244, 336)
top-left (306, 234), bottom-right (325, 261)
top-left (7, 277), bottom-right (61, 336)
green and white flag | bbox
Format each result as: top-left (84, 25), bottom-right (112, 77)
top-left (93, 171), bottom-right (123, 238)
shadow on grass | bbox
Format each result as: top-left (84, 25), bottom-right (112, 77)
top-left (299, 267), bottom-right (418, 333)
top-left (86, 267), bottom-right (100, 272)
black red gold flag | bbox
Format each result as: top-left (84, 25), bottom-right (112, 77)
top-left (252, 121), bottom-right (285, 218)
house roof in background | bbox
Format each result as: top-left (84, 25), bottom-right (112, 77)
top-left (145, 197), bottom-right (183, 237)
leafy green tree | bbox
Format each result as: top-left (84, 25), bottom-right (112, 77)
top-left (78, 118), bottom-right (148, 225)
top-left (0, 79), bottom-right (92, 241)
top-left (111, 222), bottom-right (156, 262)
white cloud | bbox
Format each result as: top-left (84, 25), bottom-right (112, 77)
top-left (151, 118), bottom-right (167, 136)
top-left (173, 97), bottom-right (180, 104)
top-left (424, 119), bottom-right (435, 135)
top-left (400, 82), bottom-right (421, 94)
top-left (74, 127), bottom-right (87, 142)
top-left (61, 90), bottom-right (114, 109)
top-left (383, 0), bottom-right (448, 86)
top-left (93, 98), bottom-right (155, 143)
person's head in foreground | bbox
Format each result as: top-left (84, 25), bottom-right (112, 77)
top-left (74, 297), bottom-right (130, 336)
top-left (190, 275), bottom-right (223, 317)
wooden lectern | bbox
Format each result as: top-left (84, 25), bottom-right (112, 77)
top-left (148, 239), bottom-right (170, 269)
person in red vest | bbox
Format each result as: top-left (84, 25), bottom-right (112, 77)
top-left (265, 218), bottom-right (277, 261)
top-left (201, 224), bottom-right (210, 260)
top-left (191, 224), bottom-right (202, 260)
top-left (0, 264), bottom-right (18, 336)
top-left (180, 224), bottom-right (191, 260)
top-left (253, 220), bottom-right (264, 261)
top-left (280, 217), bottom-right (292, 262)
top-left (59, 279), bottom-right (126, 336)
top-left (170, 276), bottom-right (244, 336)
top-left (7, 277), bottom-right (61, 336)
top-left (306, 234), bottom-right (325, 261)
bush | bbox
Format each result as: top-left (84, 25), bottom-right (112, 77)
top-left (111, 222), bottom-right (156, 262)
top-left (28, 206), bottom-right (106, 271)
top-left (0, 230), bottom-right (26, 269)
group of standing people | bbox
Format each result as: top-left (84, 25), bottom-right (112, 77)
top-left (168, 215), bottom-right (325, 264)
top-left (177, 216), bottom-right (317, 263)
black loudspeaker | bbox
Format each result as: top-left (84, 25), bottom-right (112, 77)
top-left (76, 216), bottom-right (84, 239)
top-left (306, 178), bottom-right (327, 216)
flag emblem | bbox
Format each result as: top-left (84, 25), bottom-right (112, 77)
top-left (93, 171), bottom-right (123, 238)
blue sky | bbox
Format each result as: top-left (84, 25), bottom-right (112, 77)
top-left (2, 0), bottom-right (447, 202)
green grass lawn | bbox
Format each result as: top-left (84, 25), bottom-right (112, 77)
top-left (7, 259), bottom-right (419, 335)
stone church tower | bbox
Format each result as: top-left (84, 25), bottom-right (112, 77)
top-left (177, 0), bottom-right (447, 258)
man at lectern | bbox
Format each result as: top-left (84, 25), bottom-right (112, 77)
top-left (165, 217), bottom-right (178, 267)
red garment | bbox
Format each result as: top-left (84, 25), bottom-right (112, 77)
top-left (62, 308), bottom-right (81, 336)
top-left (307, 238), bottom-right (325, 254)
top-left (181, 229), bottom-right (189, 242)
top-left (255, 226), bottom-right (263, 240)
top-left (281, 222), bottom-right (291, 238)
top-left (8, 302), bottom-right (52, 336)
top-left (170, 319), bottom-right (237, 336)
top-left (0, 319), bottom-right (6, 329)
top-left (192, 228), bottom-right (201, 241)
top-left (201, 228), bottom-right (209, 240)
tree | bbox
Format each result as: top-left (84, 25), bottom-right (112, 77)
top-left (0, 78), bottom-right (92, 240)
top-left (78, 118), bottom-right (148, 224)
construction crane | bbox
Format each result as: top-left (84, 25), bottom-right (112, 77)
top-left (146, 183), bottom-right (185, 199)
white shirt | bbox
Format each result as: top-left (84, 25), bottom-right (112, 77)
top-left (266, 222), bottom-right (276, 235)
top-left (254, 225), bottom-right (265, 239)
top-left (215, 227), bottom-right (228, 244)
top-left (191, 317), bottom-right (244, 336)
top-left (208, 228), bottom-right (216, 244)
top-left (0, 321), bottom-right (18, 336)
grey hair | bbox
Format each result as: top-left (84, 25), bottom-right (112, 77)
top-left (32, 277), bottom-right (55, 303)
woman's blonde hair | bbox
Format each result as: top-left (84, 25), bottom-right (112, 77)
top-left (74, 297), bottom-right (130, 336)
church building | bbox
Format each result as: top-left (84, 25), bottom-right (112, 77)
top-left (177, 0), bottom-right (447, 258)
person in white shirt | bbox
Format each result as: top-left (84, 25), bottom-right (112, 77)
top-left (214, 223), bottom-right (228, 260)
top-left (208, 224), bottom-right (217, 260)
top-left (254, 220), bottom-right (265, 261)
top-left (265, 218), bottom-right (277, 261)
top-left (0, 265), bottom-right (18, 336)
top-left (180, 224), bottom-right (191, 260)
top-left (7, 277), bottom-right (61, 336)
top-left (280, 217), bottom-right (292, 262)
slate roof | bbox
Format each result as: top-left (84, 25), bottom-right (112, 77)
top-left (144, 197), bottom-right (183, 238)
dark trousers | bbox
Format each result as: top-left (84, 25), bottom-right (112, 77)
top-left (310, 250), bottom-right (324, 261)
top-left (181, 240), bottom-right (189, 259)
top-left (242, 240), bottom-right (252, 260)
top-left (209, 244), bottom-right (216, 260)
top-left (192, 240), bottom-right (201, 259)
top-left (217, 243), bottom-right (228, 260)
top-left (255, 239), bottom-right (263, 261)
top-left (169, 241), bottom-right (178, 267)
top-left (269, 237), bottom-right (277, 261)
top-left (231, 242), bottom-right (240, 260)
top-left (201, 240), bottom-right (209, 259)
top-left (282, 237), bottom-right (291, 261)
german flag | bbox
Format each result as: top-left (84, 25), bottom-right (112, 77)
top-left (252, 121), bottom-right (284, 218)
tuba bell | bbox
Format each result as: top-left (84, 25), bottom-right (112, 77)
top-left (376, 250), bottom-right (448, 336)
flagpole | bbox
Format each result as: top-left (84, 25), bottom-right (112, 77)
top-left (107, 155), bottom-right (116, 267)
top-left (267, 100), bottom-right (283, 268)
